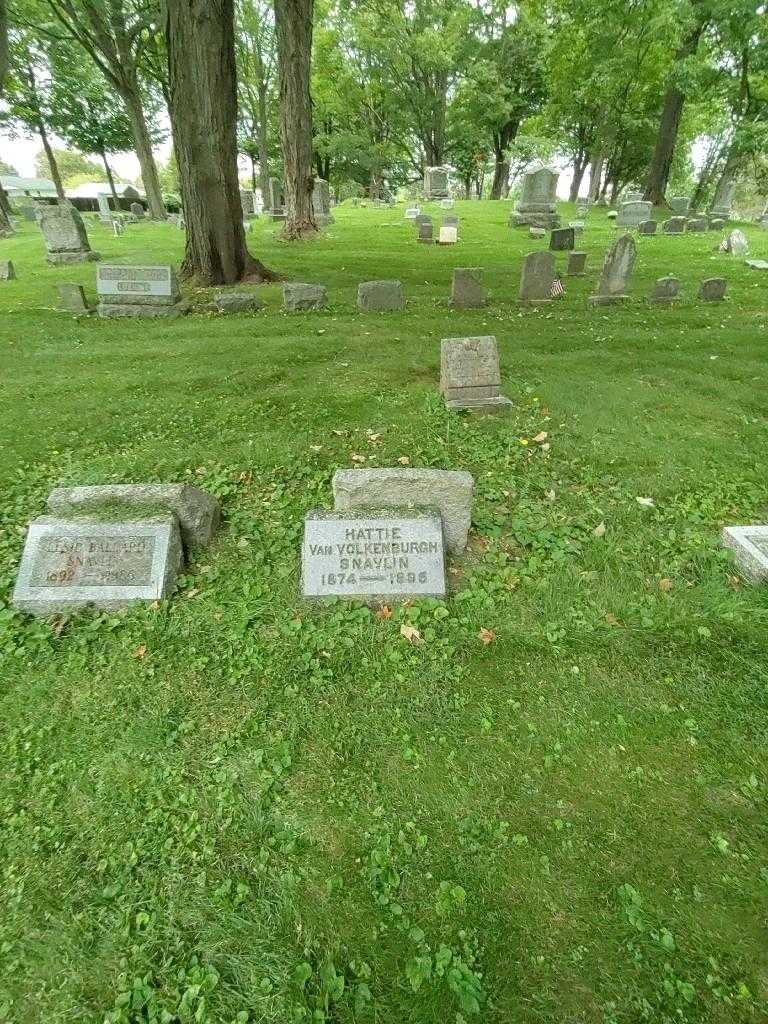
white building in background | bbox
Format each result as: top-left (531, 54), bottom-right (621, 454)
top-left (66, 181), bottom-right (143, 200)
top-left (0, 175), bottom-right (57, 198)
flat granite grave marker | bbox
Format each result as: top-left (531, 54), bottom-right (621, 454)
top-left (698, 277), bottom-right (726, 301)
top-left (549, 227), bottom-right (574, 251)
top-left (589, 234), bottom-right (636, 306)
top-left (722, 525), bottom-right (768, 583)
top-left (451, 268), bottom-right (485, 309)
top-left (12, 518), bottom-right (183, 616)
top-left (357, 280), bottom-right (405, 311)
top-left (519, 251), bottom-right (555, 303)
top-left (283, 283), bottom-right (327, 311)
top-left (96, 264), bottom-right (189, 318)
top-left (651, 276), bottom-right (680, 304)
top-left (566, 251), bottom-right (587, 276)
top-left (333, 467), bottom-right (474, 554)
top-left (440, 335), bottom-right (511, 414)
top-left (0, 259), bottom-right (15, 280)
top-left (302, 510), bottom-right (446, 600)
top-left (37, 204), bottom-right (99, 265)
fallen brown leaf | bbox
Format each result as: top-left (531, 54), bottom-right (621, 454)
top-left (400, 623), bottom-right (423, 645)
top-left (376, 605), bottom-right (393, 619)
top-left (533, 431), bottom-right (548, 444)
top-left (478, 627), bottom-right (496, 645)
top-left (658, 578), bottom-right (673, 592)
top-left (131, 644), bottom-right (147, 659)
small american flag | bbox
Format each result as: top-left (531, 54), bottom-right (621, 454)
top-left (718, 238), bottom-right (729, 252)
top-left (550, 274), bottom-right (565, 299)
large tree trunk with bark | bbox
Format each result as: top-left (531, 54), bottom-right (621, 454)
top-left (490, 157), bottom-right (508, 200)
top-left (257, 81), bottom-right (270, 205)
top-left (274, 0), bottom-right (316, 239)
top-left (644, 18), bottom-right (705, 205)
top-left (0, 0), bottom-right (8, 93)
top-left (165, 0), bottom-right (276, 283)
top-left (569, 151), bottom-right (588, 203)
top-left (121, 83), bottom-right (167, 219)
top-left (0, 184), bottom-right (13, 236)
top-left (587, 152), bottom-right (604, 202)
top-left (100, 148), bottom-right (120, 206)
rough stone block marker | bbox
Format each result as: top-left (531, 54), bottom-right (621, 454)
top-left (46, 483), bottom-right (221, 550)
top-left (12, 518), bottom-right (183, 616)
top-left (662, 217), bottom-right (687, 234)
top-left (698, 278), bottom-right (727, 302)
top-left (650, 276), bottom-right (680, 304)
top-left (302, 510), bottom-right (446, 600)
top-left (722, 525), bottom-right (768, 583)
top-left (283, 283), bottom-right (328, 311)
top-left (357, 280), bottom-right (405, 311)
top-left (333, 468), bottom-right (473, 555)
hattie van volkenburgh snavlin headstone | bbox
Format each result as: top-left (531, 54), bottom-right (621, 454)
top-left (302, 511), bottom-right (446, 600)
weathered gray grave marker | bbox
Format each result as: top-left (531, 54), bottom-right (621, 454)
top-left (37, 203), bottom-right (99, 265)
top-left (58, 283), bottom-right (91, 313)
top-left (96, 264), bottom-right (189, 318)
top-left (698, 277), bottom-right (726, 301)
top-left (722, 525), bottom-right (768, 583)
top-left (549, 227), bottom-right (574, 251)
top-left (617, 201), bottom-right (652, 228)
top-left (423, 166), bottom-right (450, 200)
top-left (451, 268), bottom-right (485, 309)
top-left (357, 280), bottom-right (405, 311)
top-left (662, 217), bottom-right (686, 234)
top-left (0, 259), bottom-right (15, 280)
top-left (510, 167), bottom-right (560, 228)
top-left (650, 276), bottom-right (680, 304)
top-left (519, 251), bottom-right (555, 303)
top-left (638, 220), bottom-right (657, 235)
top-left (589, 234), bottom-right (636, 306)
top-left (565, 251), bottom-right (587, 276)
top-left (283, 283), bottom-right (328, 311)
top-left (440, 335), bottom-right (511, 414)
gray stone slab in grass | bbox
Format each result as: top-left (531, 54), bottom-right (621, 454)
top-left (722, 525), bottom-right (768, 583)
top-left (333, 467), bottom-right (474, 554)
top-left (96, 264), bottom-right (189, 318)
top-left (450, 268), bottom-right (486, 309)
top-left (302, 510), bottom-right (446, 600)
top-left (357, 280), bottom-right (405, 311)
top-left (12, 517), bottom-right (183, 616)
top-left (650, 276), bottom-right (680, 304)
top-left (46, 483), bottom-right (221, 549)
top-left (440, 335), bottom-right (511, 415)
top-left (283, 283), bottom-right (328, 311)
top-left (698, 277), bottom-right (726, 302)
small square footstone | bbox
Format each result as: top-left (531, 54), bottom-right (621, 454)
top-left (638, 219), bottom-right (657, 235)
top-left (440, 335), bottom-right (511, 414)
top-left (302, 510), bottom-right (446, 601)
top-left (209, 291), bottom-right (264, 313)
top-left (686, 217), bottom-right (709, 232)
top-left (451, 267), bottom-right (485, 309)
top-left (0, 259), bottom-right (15, 280)
top-left (662, 217), bottom-right (686, 234)
top-left (357, 280), bottom-right (405, 311)
top-left (58, 283), bottom-right (92, 313)
top-left (722, 525), bottom-right (768, 583)
top-left (566, 251), bottom-right (587, 276)
top-left (651, 276), bottom-right (680, 304)
top-left (46, 483), bottom-right (221, 549)
top-left (97, 264), bottom-right (189, 318)
top-left (699, 277), bottom-right (726, 302)
top-left (12, 517), bottom-right (183, 616)
top-left (549, 227), bottom-right (574, 251)
top-left (283, 283), bottom-right (327, 311)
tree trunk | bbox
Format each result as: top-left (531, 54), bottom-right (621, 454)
top-left (100, 148), bottom-right (120, 207)
top-left (165, 0), bottom-right (276, 283)
top-left (274, 0), bottom-right (316, 239)
top-left (462, 175), bottom-right (471, 200)
top-left (710, 146), bottom-right (741, 212)
top-left (250, 153), bottom-right (257, 191)
top-left (644, 18), bottom-right (705, 205)
top-left (39, 122), bottom-right (66, 200)
top-left (0, 183), bottom-right (14, 236)
top-left (569, 153), bottom-right (587, 203)
top-left (121, 81), bottom-right (167, 219)
top-left (490, 157), bottom-right (509, 200)
top-left (257, 81), bottom-right (269, 205)
top-left (587, 153), bottom-right (604, 203)
top-left (0, 0), bottom-right (8, 94)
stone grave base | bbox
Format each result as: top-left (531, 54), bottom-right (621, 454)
top-left (98, 299), bottom-right (191, 319)
top-left (510, 212), bottom-right (561, 229)
top-left (589, 294), bottom-right (629, 307)
top-left (47, 250), bottom-right (100, 266)
top-left (445, 395), bottom-right (513, 415)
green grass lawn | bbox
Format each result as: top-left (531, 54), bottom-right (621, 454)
top-left (1, 202), bottom-right (767, 1024)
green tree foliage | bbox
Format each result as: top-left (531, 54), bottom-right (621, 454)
top-left (33, 148), bottom-right (103, 182)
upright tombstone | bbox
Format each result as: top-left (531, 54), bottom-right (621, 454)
top-left (440, 198), bottom-right (454, 210)
top-left (58, 283), bottom-right (91, 313)
top-left (417, 219), bottom-right (434, 244)
top-left (240, 189), bottom-right (256, 218)
top-left (21, 204), bottom-right (38, 222)
top-left (405, 206), bottom-right (421, 220)
top-left (266, 178), bottom-right (285, 220)
top-left (357, 280), bottom-right (405, 311)
top-left (302, 510), bottom-right (447, 601)
top-left (724, 229), bottom-right (749, 256)
top-left (686, 217), bottom-right (709, 232)
top-left (617, 200), bottom-right (652, 228)
top-left (624, 191), bottom-right (643, 203)
top-left (519, 251), bottom-right (555, 304)
top-left (722, 525), bottom-right (768, 583)
top-left (589, 234), bottom-right (636, 306)
top-left (450, 268), bottom-right (486, 309)
top-left (443, 214), bottom-right (459, 228)
top-left (709, 180), bottom-right (735, 221)
top-left (662, 216), bottom-right (687, 234)
top-left (698, 277), bottom-right (727, 302)
top-left (638, 219), bottom-right (657, 235)
top-left (668, 196), bottom-right (691, 215)
top-left (96, 264), bottom-right (189, 318)
top-left (709, 217), bottom-right (727, 231)
top-left (438, 225), bottom-right (457, 245)
top-left (130, 202), bottom-right (145, 219)
top-left (97, 193), bottom-right (112, 221)
top-left (37, 203), bottom-right (99, 265)
top-left (565, 251), bottom-right (587, 277)
top-left (650, 276), bottom-right (680, 304)
top-left (440, 335), bottom-right (512, 414)
top-left (0, 259), bottom-right (15, 280)
top-left (423, 166), bottom-right (450, 200)
top-left (312, 178), bottom-right (334, 226)
top-left (510, 166), bottom-right (560, 229)
top-left (549, 227), bottom-right (574, 251)
top-left (332, 467), bottom-right (474, 555)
